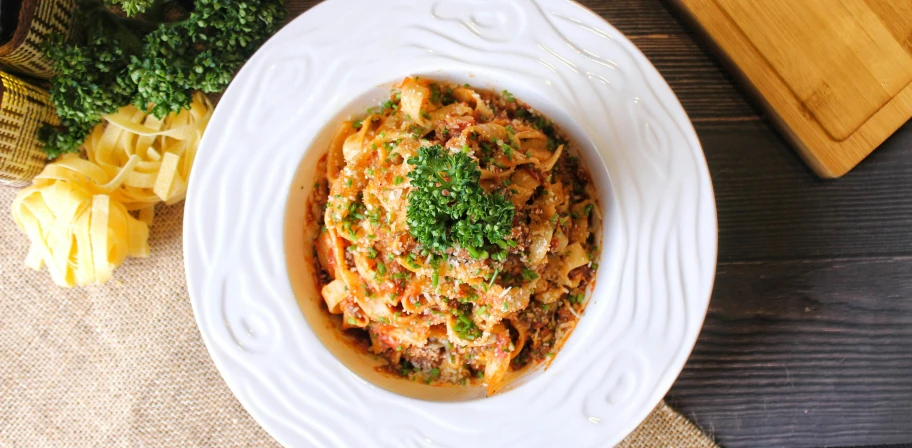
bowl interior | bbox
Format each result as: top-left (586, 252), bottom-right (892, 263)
top-left (283, 72), bottom-right (617, 402)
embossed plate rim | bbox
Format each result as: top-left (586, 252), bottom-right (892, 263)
top-left (184, 0), bottom-right (717, 446)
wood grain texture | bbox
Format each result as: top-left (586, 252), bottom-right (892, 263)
top-left (283, 1), bottom-right (912, 446)
top-left (706, 121), bottom-right (912, 262)
top-left (668, 258), bottom-right (912, 447)
top-left (672, 0), bottom-right (912, 178)
top-left (713, 0), bottom-right (911, 140)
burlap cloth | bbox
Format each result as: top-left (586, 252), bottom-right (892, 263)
top-left (0, 186), bottom-right (717, 447)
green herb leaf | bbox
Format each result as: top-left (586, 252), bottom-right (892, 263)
top-left (406, 145), bottom-right (514, 257)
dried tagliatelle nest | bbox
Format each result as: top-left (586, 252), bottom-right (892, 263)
top-left (11, 92), bottom-right (213, 287)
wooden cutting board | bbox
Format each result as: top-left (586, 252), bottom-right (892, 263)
top-left (671, 0), bottom-right (912, 178)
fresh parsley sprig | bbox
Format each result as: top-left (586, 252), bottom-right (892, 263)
top-left (406, 145), bottom-right (514, 258)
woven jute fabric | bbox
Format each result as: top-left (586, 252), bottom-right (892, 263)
top-left (0, 73), bottom-right (58, 188)
top-left (617, 401), bottom-right (719, 448)
top-left (0, 186), bottom-right (718, 447)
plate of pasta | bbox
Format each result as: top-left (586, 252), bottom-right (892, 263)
top-left (184, 0), bottom-right (717, 446)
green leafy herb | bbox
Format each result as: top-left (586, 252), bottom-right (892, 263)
top-left (487, 269), bottom-right (500, 289)
top-left (41, 0), bottom-right (286, 158)
top-left (406, 145), bottom-right (514, 257)
top-left (426, 368), bottom-right (440, 384)
top-left (452, 306), bottom-right (482, 340)
top-left (515, 108), bottom-right (568, 154)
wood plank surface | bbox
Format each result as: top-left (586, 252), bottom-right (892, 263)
top-left (285, 1), bottom-right (912, 446)
top-left (670, 256), bottom-right (912, 447)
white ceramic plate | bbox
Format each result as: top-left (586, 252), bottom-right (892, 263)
top-left (184, 0), bottom-right (717, 446)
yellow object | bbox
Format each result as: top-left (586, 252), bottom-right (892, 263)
top-left (10, 92), bottom-right (213, 287)
top-left (84, 92), bottom-right (213, 215)
top-left (12, 157), bottom-right (151, 287)
top-left (0, 72), bottom-right (60, 187)
top-left (0, 0), bottom-right (77, 78)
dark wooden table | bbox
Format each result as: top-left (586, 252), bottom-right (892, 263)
top-left (286, 1), bottom-right (912, 446)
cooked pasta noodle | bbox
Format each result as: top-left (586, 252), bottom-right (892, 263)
top-left (309, 77), bottom-right (601, 395)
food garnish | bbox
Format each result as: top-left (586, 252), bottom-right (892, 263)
top-left (40, 0), bottom-right (284, 158)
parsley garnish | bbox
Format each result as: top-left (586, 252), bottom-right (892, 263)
top-left (452, 306), bottom-right (482, 340)
top-left (488, 269), bottom-right (500, 289)
top-left (427, 368), bottom-right (440, 384)
top-left (406, 145), bottom-right (514, 257)
top-left (515, 108), bottom-right (567, 152)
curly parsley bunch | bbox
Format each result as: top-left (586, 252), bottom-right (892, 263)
top-left (41, 0), bottom-right (285, 158)
top-left (406, 145), bottom-right (515, 259)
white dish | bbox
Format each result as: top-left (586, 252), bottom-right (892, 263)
top-left (184, 0), bottom-right (717, 446)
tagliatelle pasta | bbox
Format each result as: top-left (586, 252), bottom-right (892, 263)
top-left (11, 92), bottom-right (213, 287)
top-left (308, 77), bottom-right (602, 395)
top-left (12, 156), bottom-right (152, 287)
top-left (84, 91), bottom-right (213, 216)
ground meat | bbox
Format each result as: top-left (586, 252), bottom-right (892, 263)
top-left (556, 304), bottom-right (576, 325)
top-left (517, 301), bottom-right (553, 330)
top-left (403, 341), bottom-right (445, 371)
top-left (525, 328), bottom-right (556, 362)
top-left (509, 216), bottom-right (530, 253)
top-left (568, 265), bottom-right (594, 287)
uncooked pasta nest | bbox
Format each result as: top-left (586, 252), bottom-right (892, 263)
top-left (11, 92), bottom-right (212, 287)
